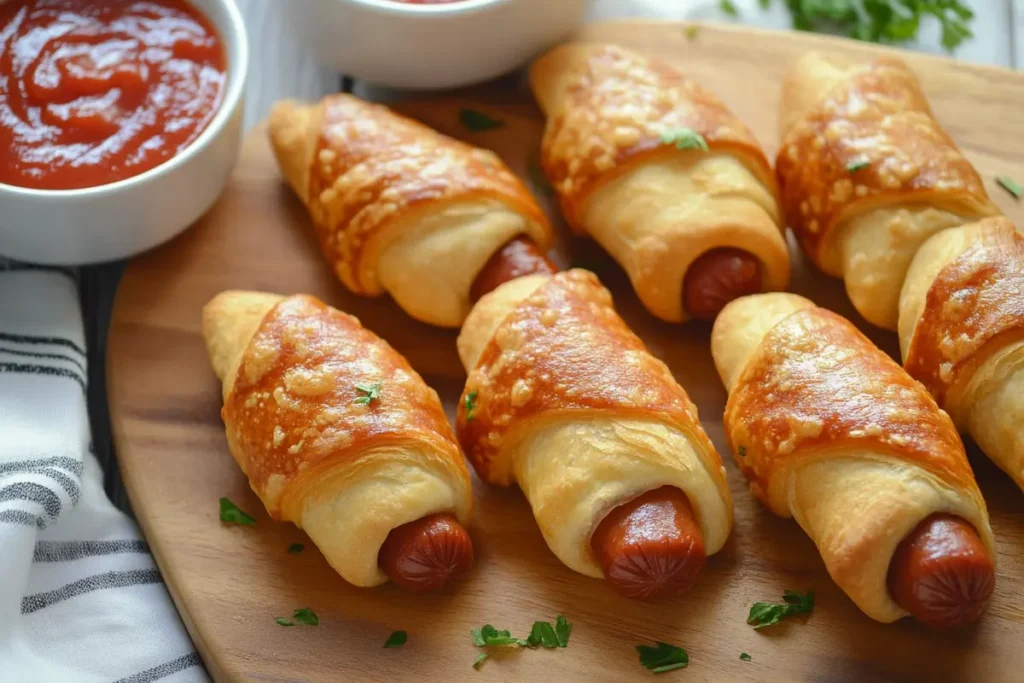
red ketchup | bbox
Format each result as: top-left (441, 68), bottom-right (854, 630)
top-left (0, 0), bottom-right (226, 190)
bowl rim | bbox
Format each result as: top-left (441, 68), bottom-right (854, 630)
top-left (0, 0), bottom-right (250, 199)
top-left (345, 0), bottom-right (510, 16)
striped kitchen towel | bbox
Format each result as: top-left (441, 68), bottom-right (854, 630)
top-left (0, 265), bottom-right (208, 683)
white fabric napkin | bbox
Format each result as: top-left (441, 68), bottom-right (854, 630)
top-left (0, 264), bottom-right (208, 683)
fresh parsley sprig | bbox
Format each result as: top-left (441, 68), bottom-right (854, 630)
top-left (275, 608), bottom-right (319, 627)
top-left (354, 382), bottom-right (382, 406)
top-left (472, 624), bottom-right (525, 648)
top-left (292, 608), bottom-right (319, 626)
top-left (758, 0), bottom-right (975, 52)
top-left (747, 589), bottom-right (814, 629)
top-left (997, 175), bottom-right (1022, 199)
top-left (470, 616), bottom-right (571, 668)
top-left (525, 615), bottom-right (572, 649)
top-left (464, 390), bottom-right (479, 421)
top-left (554, 615), bottom-right (572, 647)
top-left (660, 128), bottom-right (709, 152)
top-left (219, 497), bottom-right (255, 526)
top-left (636, 641), bottom-right (689, 674)
top-left (384, 631), bottom-right (407, 648)
top-left (526, 621), bottom-right (558, 648)
top-left (459, 108), bottom-right (503, 132)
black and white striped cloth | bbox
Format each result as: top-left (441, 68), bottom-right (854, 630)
top-left (0, 265), bottom-right (207, 683)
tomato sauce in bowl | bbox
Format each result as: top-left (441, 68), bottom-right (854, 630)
top-left (0, 0), bottom-right (226, 190)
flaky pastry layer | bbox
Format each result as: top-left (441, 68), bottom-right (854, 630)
top-left (203, 291), bottom-right (471, 586)
top-left (456, 271), bottom-right (732, 576)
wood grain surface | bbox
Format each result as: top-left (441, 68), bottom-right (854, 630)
top-left (108, 21), bottom-right (1024, 683)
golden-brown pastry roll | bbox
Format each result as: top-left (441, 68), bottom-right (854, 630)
top-left (530, 43), bottom-right (789, 323)
top-left (777, 53), bottom-right (999, 330)
top-left (712, 293), bottom-right (995, 626)
top-left (267, 94), bottom-right (553, 328)
top-left (456, 269), bottom-right (733, 590)
top-left (203, 291), bottom-right (473, 589)
top-left (899, 217), bottom-right (1024, 490)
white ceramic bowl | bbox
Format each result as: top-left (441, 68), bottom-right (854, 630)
top-left (0, 0), bottom-right (249, 265)
top-left (287, 0), bottom-right (590, 90)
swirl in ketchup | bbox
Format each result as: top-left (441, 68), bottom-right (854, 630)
top-left (0, 0), bottom-right (226, 190)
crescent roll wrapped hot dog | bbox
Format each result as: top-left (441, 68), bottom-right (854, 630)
top-left (899, 217), bottom-right (1024, 490)
top-left (456, 269), bottom-right (733, 598)
top-left (203, 291), bottom-right (474, 591)
top-left (776, 53), bottom-right (999, 330)
top-left (267, 94), bottom-right (554, 328)
top-left (712, 293), bottom-right (995, 627)
top-left (529, 43), bottom-right (790, 322)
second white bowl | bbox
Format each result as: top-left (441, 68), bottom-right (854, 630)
top-left (286, 0), bottom-right (591, 90)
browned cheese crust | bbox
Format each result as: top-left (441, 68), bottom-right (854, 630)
top-left (724, 304), bottom-right (981, 516)
top-left (272, 94), bottom-right (552, 296)
top-left (905, 217), bottom-right (1024, 404)
top-left (776, 57), bottom-right (996, 270)
top-left (534, 43), bottom-right (777, 232)
top-left (455, 269), bottom-right (727, 496)
top-left (222, 294), bottom-right (469, 520)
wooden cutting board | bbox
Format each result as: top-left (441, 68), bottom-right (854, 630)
top-left (108, 20), bottom-right (1024, 683)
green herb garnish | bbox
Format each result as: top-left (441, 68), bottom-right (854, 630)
top-left (660, 128), bottom-right (709, 152)
top-left (737, 445), bottom-right (747, 457)
top-left (720, 0), bottom-right (739, 17)
top-left (384, 631), bottom-right (407, 648)
top-left (459, 108), bottom-right (504, 133)
top-left (292, 608), bottom-right (319, 626)
top-left (555, 615), bottom-right (572, 648)
top-left (740, 652), bottom-right (752, 661)
top-left (275, 617), bottom-right (294, 627)
top-left (471, 624), bottom-right (524, 648)
top-left (464, 390), bottom-right (479, 421)
top-left (526, 621), bottom-right (559, 649)
top-left (219, 497), bottom-right (255, 526)
top-left (354, 382), bottom-right (382, 406)
top-left (758, 0), bottom-right (974, 52)
top-left (524, 615), bottom-right (572, 648)
top-left (637, 641), bottom-right (689, 674)
top-left (472, 653), bottom-right (489, 669)
top-left (684, 24), bottom-right (700, 40)
top-left (847, 160), bottom-right (870, 173)
top-left (997, 176), bottom-right (1022, 199)
top-left (747, 589), bottom-right (814, 629)
top-left (470, 617), bottom-right (570, 667)
top-left (287, 543), bottom-right (304, 554)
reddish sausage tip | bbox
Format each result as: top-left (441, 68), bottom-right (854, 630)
top-left (378, 513), bottom-right (474, 592)
top-left (470, 236), bottom-right (557, 303)
top-left (590, 486), bottom-right (706, 600)
top-left (887, 514), bottom-right (994, 628)
top-left (683, 248), bottom-right (763, 320)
